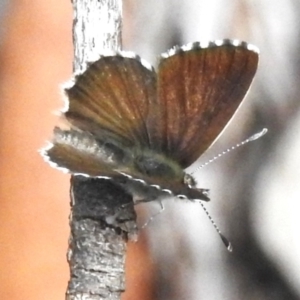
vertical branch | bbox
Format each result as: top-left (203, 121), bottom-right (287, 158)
top-left (66, 1), bottom-right (137, 299)
top-left (73, 0), bottom-right (122, 71)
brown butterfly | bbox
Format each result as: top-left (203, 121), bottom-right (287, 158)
top-left (41, 39), bottom-right (259, 204)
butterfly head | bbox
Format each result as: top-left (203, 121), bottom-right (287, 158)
top-left (183, 173), bottom-right (197, 188)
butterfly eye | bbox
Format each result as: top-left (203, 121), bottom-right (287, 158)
top-left (184, 173), bottom-right (197, 187)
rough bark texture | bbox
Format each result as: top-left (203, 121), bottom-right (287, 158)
top-left (66, 1), bottom-right (137, 299)
top-left (67, 177), bottom-right (137, 300)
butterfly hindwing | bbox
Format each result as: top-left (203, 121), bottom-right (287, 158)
top-left (43, 127), bottom-right (128, 177)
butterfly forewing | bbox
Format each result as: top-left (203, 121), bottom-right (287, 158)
top-left (65, 55), bottom-right (157, 148)
top-left (151, 41), bottom-right (259, 168)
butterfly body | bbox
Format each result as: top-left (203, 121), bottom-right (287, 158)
top-left (42, 39), bottom-right (259, 204)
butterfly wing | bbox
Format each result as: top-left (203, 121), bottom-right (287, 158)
top-left (148, 40), bottom-right (259, 168)
top-left (42, 127), bottom-right (128, 177)
top-left (64, 54), bottom-right (157, 148)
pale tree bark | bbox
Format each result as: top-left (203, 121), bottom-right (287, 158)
top-left (66, 1), bottom-right (137, 299)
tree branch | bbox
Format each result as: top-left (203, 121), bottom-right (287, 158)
top-left (72, 0), bottom-right (122, 72)
top-left (66, 1), bottom-right (137, 299)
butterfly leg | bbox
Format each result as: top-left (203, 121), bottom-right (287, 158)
top-left (140, 200), bottom-right (165, 229)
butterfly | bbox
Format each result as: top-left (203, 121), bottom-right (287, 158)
top-left (41, 39), bottom-right (259, 204)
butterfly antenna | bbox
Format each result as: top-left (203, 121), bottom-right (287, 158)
top-left (140, 201), bottom-right (165, 229)
top-left (192, 128), bottom-right (268, 173)
top-left (198, 201), bottom-right (233, 252)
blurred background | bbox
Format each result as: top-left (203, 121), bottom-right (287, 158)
top-left (0, 0), bottom-right (299, 299)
